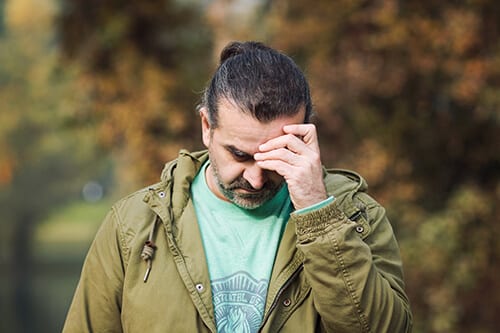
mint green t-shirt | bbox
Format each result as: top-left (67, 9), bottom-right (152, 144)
top-left (191, 162), bottom-right (293, 333)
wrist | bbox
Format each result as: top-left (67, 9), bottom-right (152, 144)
top-left (294, 196), bottom-right (335, 214)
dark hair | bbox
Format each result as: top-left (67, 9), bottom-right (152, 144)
top-left (201, 41), bottom-right (313, 127)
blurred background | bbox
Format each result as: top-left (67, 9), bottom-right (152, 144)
top-left (0, 0), bottom-right (499, 332)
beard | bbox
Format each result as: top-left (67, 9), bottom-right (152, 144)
top-left (210, 160), bottom-right (283, 210)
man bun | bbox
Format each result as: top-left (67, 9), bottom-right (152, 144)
top-left (219, 41), bottom-right (268, 64)
top-left (202, 40), bottom-right (313, 127)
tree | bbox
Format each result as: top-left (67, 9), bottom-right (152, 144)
top-left (0, 0), bottom-right (5, 35)
top-left (56, 0), bottom-right (214, 191)
top-left (264, 1), bottom-right (500, 332)
top-left (0, 0), bottom-right (105, 331)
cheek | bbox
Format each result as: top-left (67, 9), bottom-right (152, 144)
top-left (210, 148), bottom-right (244, 184)
top-left (218, 163), bottom-right (245, 185)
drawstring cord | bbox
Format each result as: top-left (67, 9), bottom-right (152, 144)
top-left (141, 217), bottom-right (158, 282)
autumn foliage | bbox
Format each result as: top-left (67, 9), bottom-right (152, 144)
top-left (265, 1), bottom-right (500, 332)
top-left (1, 0), bottom-right (499, 332)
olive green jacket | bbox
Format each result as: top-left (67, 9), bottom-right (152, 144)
top-left (63, 150), bottom-right (412, 332)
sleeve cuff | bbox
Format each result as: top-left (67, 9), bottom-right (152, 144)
top-left (291, 198), bottom-right (349, 241)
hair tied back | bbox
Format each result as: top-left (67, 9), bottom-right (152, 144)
top-left (219, 41), bottom-right (267, 64)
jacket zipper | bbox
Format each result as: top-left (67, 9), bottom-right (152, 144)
top-left (258, 263), bottom-right (304, 332)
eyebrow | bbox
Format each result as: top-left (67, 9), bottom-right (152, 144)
top-left (224, 145), bottom-right (253, 160)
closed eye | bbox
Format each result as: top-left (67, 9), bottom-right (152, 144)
top-left (226, 145), bottom-right (252, 162)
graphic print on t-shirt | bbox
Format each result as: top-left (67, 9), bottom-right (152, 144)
top-left (212, 271), bottom-right (268, 333)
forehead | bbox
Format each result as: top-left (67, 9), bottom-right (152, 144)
top-left (213, 99), bottom-right (305, 151)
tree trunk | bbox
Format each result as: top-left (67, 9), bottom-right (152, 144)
top-left (11, 215), bottom-right (35, 333)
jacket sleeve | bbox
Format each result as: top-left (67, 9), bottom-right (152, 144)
top-left (62, 207), bottom-right (126, 333)
top-left (291, 196), bottom-right (412, 332)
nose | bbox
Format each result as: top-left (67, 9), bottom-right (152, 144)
top-left (243, 163), bottom-right (268, 190)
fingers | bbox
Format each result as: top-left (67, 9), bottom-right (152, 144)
top-left (254, 124), bottom-right (320, 170)
top-left (254, 148), bottom-right (302, 177)
top-left (255, 147), bottom-right (320, 178)
top-left (255, 158), bottom-right (296, 179)
top-left (283, 124), bottom-right (318, 146)
top-left (253, 124), bottom-right (326, 210)
top-left (258, 134), bottom-right (305, 155)
top-left (258, 124), bottom-right (319, 155)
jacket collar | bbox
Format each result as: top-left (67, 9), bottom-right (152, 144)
top-left (160, 149), bottom-right (209, 220)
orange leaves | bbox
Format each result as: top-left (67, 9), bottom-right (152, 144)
top-left (266, 3), bottom-right (500, 330)
top-left (89, 53), bottom-right (183, 183)
top-left (450, 58), bottom-right (489, 104)
top-left (0, 154), bottom-right (16, 186)
top-left (75, 44), bottom-right (203, 185)
top-left (444, 9), bottom-right (480, 56)
top-left (56, 0), bottom-right (213, 186)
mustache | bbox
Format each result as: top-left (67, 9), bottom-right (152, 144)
top-left (227, 177), bottom-right (274, 192)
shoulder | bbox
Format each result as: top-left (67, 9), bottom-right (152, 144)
top-left (112, 186), bottom-right (156, 220)
top-left (324, 168), bottom-right (367, 198)
top-left (103, 149), bottom-right (208, 246)
top-left (104, 185), bottom-right (160, 245)
top-left (323, 168), bottom-right (383, 226)
top-left (111, 149), bottom-right (206, 224)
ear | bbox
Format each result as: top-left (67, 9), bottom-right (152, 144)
top-left (199, 107), bottom-right (212, 147)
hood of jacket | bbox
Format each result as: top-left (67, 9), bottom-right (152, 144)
top-left (157, 149), bottom-right (209, 221)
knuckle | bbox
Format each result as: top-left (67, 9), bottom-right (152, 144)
top-left (311, 152), bottom-right (320, 163)
top-left (305, 124), bottom-right (316, 131)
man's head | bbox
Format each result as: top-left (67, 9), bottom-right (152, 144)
top-left (199, 41), bottom-right (313, 209)
top-left (200, 41), bottom-right (313, 127)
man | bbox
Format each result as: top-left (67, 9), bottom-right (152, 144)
top-left (63, 41), bottom-right (412, 332)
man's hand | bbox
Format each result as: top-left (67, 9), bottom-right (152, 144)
top-left (254, 124), bottom-right (328, 210)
